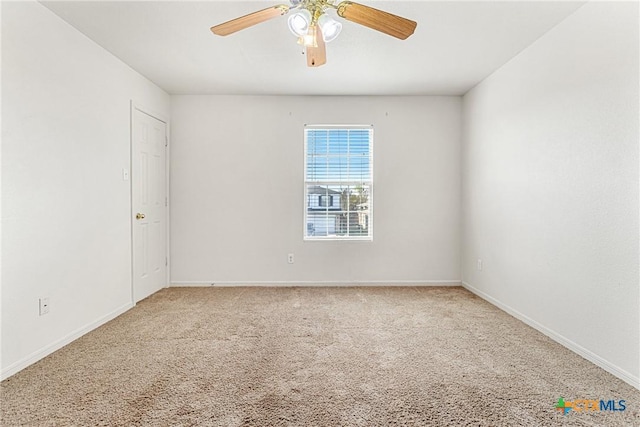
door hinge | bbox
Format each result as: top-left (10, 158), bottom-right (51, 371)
top-left (165, 197), bottom-right (168, 206)
top-left (165, 136), bottom-right (168, 147)
top-left (166, 257), bottom-right (168, 266)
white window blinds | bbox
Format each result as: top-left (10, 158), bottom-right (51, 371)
top-left (304, 125), bottom-right (373, 240)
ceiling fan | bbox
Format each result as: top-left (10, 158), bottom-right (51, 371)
top-left (210, 0), bottom-right (417, 67)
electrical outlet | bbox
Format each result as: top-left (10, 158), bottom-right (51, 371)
top-left (477, 259), bottom-right (483, 271)
top-left (287, 253), bottom-right (294, 264)
top-left (122, 168), bottom-right (129, 181)
top-left (39, 297), bottom-right (50, 316)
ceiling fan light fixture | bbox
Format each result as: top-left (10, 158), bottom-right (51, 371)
top-left (302, 24), bottom-right (318, 47)
top-left (211, 1), bottom-right (417, 67)
top-left (287, 9), bottom-right (312, 37)
top-left (317, 14), bottom-right (342, 42)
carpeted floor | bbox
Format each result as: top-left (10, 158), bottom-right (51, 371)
top-left (1, 286), bottom-right (638, 426)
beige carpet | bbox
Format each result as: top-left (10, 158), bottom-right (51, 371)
top-left (1, 287), bottom-right (638, 426)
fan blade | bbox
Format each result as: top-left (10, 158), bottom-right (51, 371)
top-left (336, 1), bottom-right (416, 40)
top-left (211, 5), bottom-right (289, 36)
top-left (306, 25), bottom-right (326, 67)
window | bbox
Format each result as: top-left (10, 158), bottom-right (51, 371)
top-left (318, 195), bottom-right (333, 207)
top-left (304, 125), bottom-right (373, 240)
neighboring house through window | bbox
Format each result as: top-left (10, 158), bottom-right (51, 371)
top-left (304, 125), bottom-right (373, 240)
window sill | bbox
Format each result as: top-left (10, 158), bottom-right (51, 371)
top-left (304, 237), bottom-right (373, 242)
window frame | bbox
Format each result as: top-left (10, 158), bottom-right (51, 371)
top-left (303, 124), bottom-right (374, 242)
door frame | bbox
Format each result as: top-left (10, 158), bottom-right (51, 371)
top-left (130, 100), bottom-right (170, 304)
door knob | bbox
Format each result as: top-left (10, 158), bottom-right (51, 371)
top-left (136, 213), bottom-right (146, 220)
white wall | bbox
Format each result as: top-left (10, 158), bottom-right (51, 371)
top-left (462, 1), bottom-right (639, 388)
top-left (1, 1), bottom-right (170, 378)
top-left (171, 96), bottom-right (461, 284)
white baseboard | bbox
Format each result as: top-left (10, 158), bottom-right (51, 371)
top-left (1, 302), bottom-right (134, 381)
top-left (462, 281), bottom-right (640, 391)
top-left (171, 280), bottom-right (462, 287)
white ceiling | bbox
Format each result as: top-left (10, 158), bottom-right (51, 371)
top-left (41, 0), bottom-right (585, 95)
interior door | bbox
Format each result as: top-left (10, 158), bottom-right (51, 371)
top-left (132, 107), bottom-right (167, 303)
